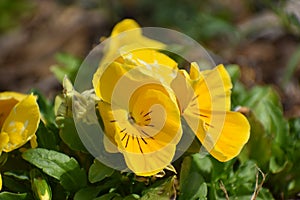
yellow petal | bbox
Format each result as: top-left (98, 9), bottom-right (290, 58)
top-left (201, 111), bottom-right (250, 161)
top-left (110, 19), bottom-right (165, 51)
top-left (122, 49), bottom-right (177, 70)
top-left (30, 135), bottom-right (38, 148)
top-left (93, 50), bottom-right (178, 104)
top-left (93, 19), bottom-right (167, 99)
top-left (93, 61), bottom-right (133, 102)
top-left (0, 173), bottom-right (2, 191)
top-left (111, 19), bottom-right (140, 37)
top-left (98, 82), bottom-right (182, 176)
top-left (0, 91), bottom-right (28, 102)
top-left (98, 101), bottom-right (120, 153)
top-left (0, 132), bottom-right (9, 151)
top-left (0, 97), bottom-right (18, 128)
top-left (199, 64), bottom-right (232, 111)
top-left (1, 94), bottom-right (40, 152)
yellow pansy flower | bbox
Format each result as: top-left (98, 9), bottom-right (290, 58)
top-left (98, 81), bottom-right (182, 176)
top-left (92, 19), bottom-right (183, 176)
top-left (171, 63), bottom-right (250, 162)
top-left (94, 49), bottom-right (181, 175)
top-left (0, 92), bottom-right (40, 154)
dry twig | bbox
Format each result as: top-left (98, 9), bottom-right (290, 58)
top-left (251, 166), bottom-right (267, 200)
top-left (219, 180), bottom-right (230, 200)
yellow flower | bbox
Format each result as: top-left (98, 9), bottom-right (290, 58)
top-left (94, 49), bottom-right (181, 176)
top-left (171, 63), bottom-right (250, 162)
top-left (99, 82), bottom-right (182, 176)
top-left (0, 92), bottom-right (40, 154)
top-left (92, 19), bottom-right (183, 176)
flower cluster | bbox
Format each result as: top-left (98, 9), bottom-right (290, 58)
top-left (92, 19), bottom-right (250, 176)
top-left (0, 92), bottom-right (40, 190)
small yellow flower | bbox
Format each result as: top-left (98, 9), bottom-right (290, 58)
top-left (171, 63), bottom-right (250, 161)
top-left (0, 92), bottom-right (40, 154)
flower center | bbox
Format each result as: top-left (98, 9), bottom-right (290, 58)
top-left (128, 110), bottom-right (152, 127)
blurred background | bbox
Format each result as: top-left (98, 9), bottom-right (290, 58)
top-left (0, 0), bottom-right (299, 117)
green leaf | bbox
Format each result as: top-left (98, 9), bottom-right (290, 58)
top-left (36, 121), bottom-right (59, 151)
top-left (74, 186), bottom-right (103, 200)
top-left (1, 175), bottom-right (30, 193)
top-left (226, 64), bottom-right (241, 84)
top-left (240, 112), bottom-right (272, 170)
top-left (88, 159), bottom-right (115, 183)
top-left (58, 117), bottom-right (87, 152)
top-left (94, 193), bottom-right (122, 200)
top-left (0, 153), bottom-right (8, 167)
top-left (141, 176), bottom-right (177, 200)
top-left (179, 155), bottom-right (207, 200)
top-left (3, 170), bottom-right (29, 181)
top-left (0, 192), bottom-right (28, 200)
top-left (50, 53), bottom-right (81, 83)
top-left (123, 194), bottom-right (140, 200)
top-left (22, 148), bottom-right (87, 192)
top-left (241, 86), bottom-right (289, 146)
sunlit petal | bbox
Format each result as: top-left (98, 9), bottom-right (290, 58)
top-left (199, 110), bottom-right (250, 161)
top-left (1, 94), bottom-right (40, 152)
top-left (98, 82), bottom-right (182, 176)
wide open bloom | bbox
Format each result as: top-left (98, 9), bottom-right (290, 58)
top-left (93, 49), bottom-right (181, 176)
top-left (92, 18), bottom-right (250, 176)
top-left (92, 19), bottom-right (183, 176)
top-left (0, 92), bottom-right (40, 154)
top-left (171, 62), bottom-right (250, 161)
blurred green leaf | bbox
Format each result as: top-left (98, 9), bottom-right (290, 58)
top-left (141, 176), bottom-right (177, 200)
top-left (88, 159), bottom-right (115, 184)
top-left (50, 53), bottom-right (81, 83)
top-left (74, 186), bottom-right (104, 200)
top-left (241, 112), bottom-right (272, 170)
top-left (0, 0), bottom-right (34, 33)
top-left (226, 64), bottom-right (241, 84)
top-left (123, 194), bottom-right (140, 200)
top-left (0, 192), bottom-right (28, 200)
top-left (58, 117), bottom-right (87, 152)
top-left (94, 193), bottom-right (122, 200)
top-left (3, 170), bottom-right (29, 181)
top-left (22, 148), bottom-right (87, 192)
top-left (36, 121), bottom-right (59, 151)
top-left (0, 153), bottom-right (8, 167)
top-left (2, 175), bottom-right (30, 193)
top-left (242, 86), bottom-right (288, 139)
top-left (179, 155), bottom-right (207, 200)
